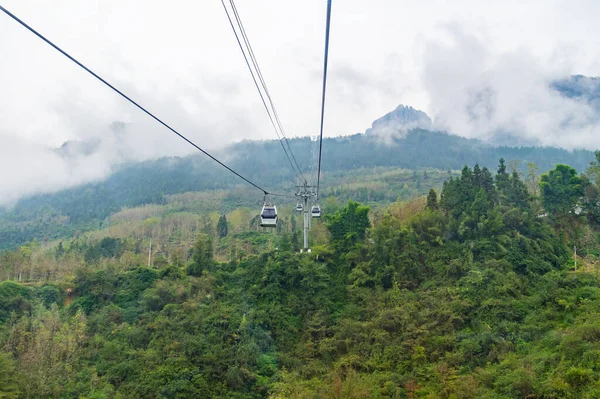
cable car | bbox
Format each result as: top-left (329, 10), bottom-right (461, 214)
top-left (296, 203), bottom-right (303, 212)
top-left (260, 204), bottom-right (278, 227)
top-left (311, 205), bottom-right (321, 218)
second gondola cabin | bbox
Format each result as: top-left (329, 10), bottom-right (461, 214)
top-left (260, 205), bottom-right (278, 227)
top-left (311, 205), bottom-right (321, 218)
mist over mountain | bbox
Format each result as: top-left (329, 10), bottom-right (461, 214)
top-left (0, 125), bottom-right (595, 250)
top-left (55, 121), bottom-right (131, 161)
top-left (364, 75), bottom-right (600, 145)
top-left (1, 74), bottom-right (600, 214)
top-left (365, 105), bottom-right (433, 137)
top-left (552, 75), bottom-right (600, 107)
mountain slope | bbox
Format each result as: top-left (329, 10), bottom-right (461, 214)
top-left (4, 161), bottom-right (600, 397)
top-left (0, 129), bottom-right (595, 251)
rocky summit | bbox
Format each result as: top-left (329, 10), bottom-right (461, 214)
top-left (365, 104), bottom-right (433, 137)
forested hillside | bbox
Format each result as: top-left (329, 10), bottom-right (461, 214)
top-left (0, 130), bottom-right (594, 251)
top-left (2, 156), bottom-right (600, 397)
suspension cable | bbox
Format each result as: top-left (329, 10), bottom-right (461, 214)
top-left (229, 0), bottom-right (306, 184)
top-left (221, 0), bottom-right (307, 184)
top-left (0, 4), bottom-right (285, 197)
top-left (316, 0), bottom-right (332, 200)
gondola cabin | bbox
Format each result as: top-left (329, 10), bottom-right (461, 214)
top-left (311, 205), bottom-right (321, 218)
top-left (296, 203), bottom-right (303, 212)
top-left (260, 205), bottom-right (278, 227)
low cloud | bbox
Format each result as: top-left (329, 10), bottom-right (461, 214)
top-left (3, 4), bottom-right (600, 207)
top-left (0, 134), bottom-right (110, 206)
top-left (0, 77), bottom-right (259, 207)
top-left (417, 24), bottom-right (600, 149)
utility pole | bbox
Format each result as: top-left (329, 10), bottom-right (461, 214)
top-left (148, 239), bottom-right (152, 267)
top-left (296, 182), bottom-right (317, 252)
top-left (574, 245), bottom-right (577, 271)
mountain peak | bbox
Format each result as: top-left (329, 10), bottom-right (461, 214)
top-left (56, 121), bottom-right (129, 159)
top-left (365, 104), bottom-right (433, 137)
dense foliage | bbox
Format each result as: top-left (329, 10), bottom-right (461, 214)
top-left (2, 159), bottom-right (600, 397)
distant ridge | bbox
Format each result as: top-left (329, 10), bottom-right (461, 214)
top-left (55, 121), bottom-right (129, 160)
top-left (552, 75), bottom-right (600, 107)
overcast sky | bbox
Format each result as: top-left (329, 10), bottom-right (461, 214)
top-left (1, 0), bottom-right (600, 203)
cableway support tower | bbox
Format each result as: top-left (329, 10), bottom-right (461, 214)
top-left (296, 183), bottom-right (317, 252)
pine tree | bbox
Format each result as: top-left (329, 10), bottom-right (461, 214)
top-left (496, 158), bottom-right (509, 189)
top-left (481, 167), bottom-right (497, 204)
top-left (426, 189), bottom-right (439, 210)
top-left (217, 215), bottom-right (229, 238)
top-left (473, 164), bottom-right (483, 187)
top-left (460, 166), bottom-right (476, 208)
top-left (507, 171), bottom-right (530, 209)
top-left (496, 158), bottom-right (511, 205)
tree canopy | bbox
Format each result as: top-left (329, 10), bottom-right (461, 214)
top-left (2, 159), bottom-right (600, 397)
top-left (540, 164), bottom-right (585, 217)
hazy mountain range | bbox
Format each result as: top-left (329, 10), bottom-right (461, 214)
top-left (0, 75), bottom-right (599, 250)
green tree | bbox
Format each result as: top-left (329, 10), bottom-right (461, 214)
top-left (55, 241), bottom-right (65, 260)
top-left (540, 164), bottom-right (585, 217)
top-left (426, 189), bottom-right (439, 210)
top-left (496, 158), bottom-right (510, 203)
top-left (507, 171), bottom-right (530, 209)
top-left (290, 213), bottom-right (297, 232)
top-left (39, 285), bottom-right (61, 308)
top-left (217, 214), bottom-right (229, 238)
top-left (6, 306), bottom-right (87, 398)
top-left (586, 150), bottom-right (600, 185)
top-left (188, 234), bottom-right (214, 276)
top-left (201, 215), bottom-right (214, 236)
top-left (526, 162), bottom-right (540, 197)
top-left (325, 200), bottom-right (370, 253)
top-left (277, 234), bottom-right (293, 252)
top-left (322, 196), bottom-right (340, 215)
top-left (480, 166), bottom-right (497, 204)
top-left (298, 257), bottom-right (330, 299)
top-left (583, 176), bottom-right (600, 226)
top-left (291, 230), bottom-right (301, 252)
top-left (473, 164), bottom-right (483, 187)
top-left (440, 177), bottom-right (460, 216)
top-left (0, 352), bottom-right (19, 398)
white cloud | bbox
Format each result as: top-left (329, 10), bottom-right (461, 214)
top-left (0, 134), bottom-right (109, 205)
top-left (416, 25), bottom-right (600, 149)
top-left (1, 0), bottom-right (600, 204)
